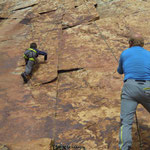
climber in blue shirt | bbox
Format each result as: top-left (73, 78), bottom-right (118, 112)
top-left (117, 33), bottom-right (150, 150)
top-left (21, 42), bottom-right (47, 83)
top-left (118, 43), bottom-right (150, 81)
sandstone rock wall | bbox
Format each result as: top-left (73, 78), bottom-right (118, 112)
top-left (0, 0), bottom-right (150, 150)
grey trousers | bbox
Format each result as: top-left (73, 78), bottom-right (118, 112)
top-left (24, 60), bottom-right (35, 76)
top-left (119, 79), bottom-right (150, 150)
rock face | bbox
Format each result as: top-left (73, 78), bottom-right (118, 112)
top-left (0, 0), bottom-right (150, 150)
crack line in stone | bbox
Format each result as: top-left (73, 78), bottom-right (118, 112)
top-left (41, 68), bottom-right (84, 85)
top-left (42, 77), bottom-right (58, 85)
top-left (39, 9), bottom-right (57, 15)
top-left (13, 4), bottom-right (37, 11)
top-left (0, 17), bottom-right (8, 20)
top-left (58, 68), bottom-right (84, 74)
top-left (62, 17), bottom-right (99, 30)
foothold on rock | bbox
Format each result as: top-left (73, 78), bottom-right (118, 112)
top-left (0, 144), bottom-right (9, 150)
top-left (20, 18), bottom-right (31, 25)
top-left (94, 4), bottom-right (98, 8)
top-left (0, 17), bottom-right (8, 22)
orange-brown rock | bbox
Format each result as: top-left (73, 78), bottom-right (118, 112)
top-left (0, 0), bottom-right (150, 150)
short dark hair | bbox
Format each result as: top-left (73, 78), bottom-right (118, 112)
top-left (129, 34), bottom-right (144, 47)
top-left (30, 43), bottom-right (37, 49)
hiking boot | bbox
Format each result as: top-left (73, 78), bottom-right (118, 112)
top-left (21, 73), bottom-right (28, 83)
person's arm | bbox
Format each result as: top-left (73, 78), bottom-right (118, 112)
top-left (36, 49), bottom-right (47, 60)
top-left (23, 52), bottom-right (28, 64)
top-left (117, 54), bottom-right (123, 74)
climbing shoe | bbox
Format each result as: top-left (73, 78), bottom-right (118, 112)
top-left (21, 73), bottom-right (28, 83)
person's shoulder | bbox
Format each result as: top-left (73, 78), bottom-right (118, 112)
top-left (123, 48), bottom-right (130, 52)
top-left (142, 47), bottom-right (149, 51)
top-left (142, 47), bottom-right (150, 54)
top-left (121, 48), bottom-right (131, 55)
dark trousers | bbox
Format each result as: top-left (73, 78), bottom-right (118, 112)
top-left (24, 60), bottom-right (35, 76)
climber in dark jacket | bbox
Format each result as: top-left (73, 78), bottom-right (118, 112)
top-left (21, 42), bottom-right (47, 83)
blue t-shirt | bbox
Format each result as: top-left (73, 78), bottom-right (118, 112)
top-left (117, 46), bottom-right (150, 81)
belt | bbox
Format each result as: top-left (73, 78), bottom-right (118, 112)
top-left (124, 79), bottom-right (146, 83)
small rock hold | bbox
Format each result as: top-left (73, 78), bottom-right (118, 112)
top-left (20, 18), bottom-right (31, 25)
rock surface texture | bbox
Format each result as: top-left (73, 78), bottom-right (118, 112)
top-left (0, 0), bottom-right (150, 150)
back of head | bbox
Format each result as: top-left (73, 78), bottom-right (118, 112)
top-left (129, 33), bottom-right (144, 47)
top-left (30, 43), bottom-right (37, 49)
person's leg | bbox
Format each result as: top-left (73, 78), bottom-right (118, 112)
top-left (119, 98), bottom-right (138, 150)
top-left (21, 60), bottom-right (34, 83)
top-left (139, 82), bottom-right (150, 113)
top-left (25, 60), bottom-right (34, 76)
top-left (119, 83), bottom-right (138, 150)
top-left (21, 72), bottom-right (28, 83)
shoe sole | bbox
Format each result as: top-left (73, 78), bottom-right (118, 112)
top-left (21, 74), bottom-right (28, 83)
